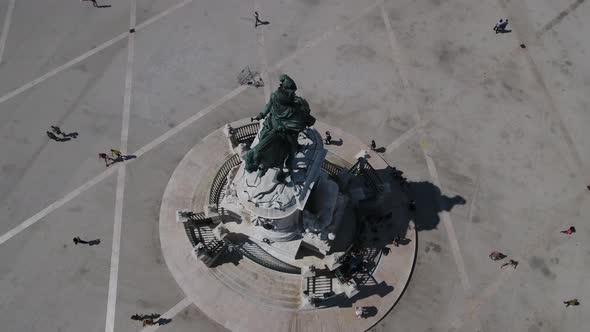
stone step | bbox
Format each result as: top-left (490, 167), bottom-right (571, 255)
top-left (241, 260), bottom-right (300, 290)
top-left (305, 275), bottom-right (333, 296)
top-left (221, 258), bottom-right (301, 295)
top-left (211, 263), bottom-right (301, 310)
top-left (209, 268), bottom-right (297, 309)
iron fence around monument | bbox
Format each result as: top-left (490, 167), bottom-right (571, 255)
top-left (321, 159), bottom-right (345, 177)
top-left (233, 122), bottom-right (260, 144)
top-left (182, 214), bottom-right (227, 254)
top-left (209, 153), bottom-right (242, 207)
top-left (210, 153), bottom-right (347, 208)
top-left (350, 158), bottom-right (383, 193)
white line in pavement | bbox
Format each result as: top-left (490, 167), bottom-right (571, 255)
top-left (135, 0), bottom-right (193, 30)
top-left (130, 0), bottom-right (137, 29)
top-left (105, 9), bottom-right (136, 331)
top-left (379, 0), bottom-right (472, 291)
top-left (385, 119), bottom-right (428, 152)
top-left (105, 166), bottom-right (127, 332)
top-left (121, 35), bottom-right (135, 155)
top-left (423, 150), bottom-right (472, 290)
top-left (0, 0), bottom-right (16, 63)
top-left (140, 297), bottom-right (192, 332)
top-left (254, 1), bottom-right (270, 101)
top-left (0, 0), bottom-right (195, 105)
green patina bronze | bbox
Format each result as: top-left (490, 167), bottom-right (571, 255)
top-left (245, 74), bottom-right (316, 177)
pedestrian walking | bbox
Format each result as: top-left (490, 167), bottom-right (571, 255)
top-left (73, 236), bottom-right (89, 245)
top-left (494, 19), bottom-right (509, 33)
top-left (99, 153), bottom-right (113, 166)
top-left (254, 11), bottom-right (270, 28)
top-left (489, 251), bottom-right (507, 261)
top-left (110, 148), bottom-right (122, 159)
top-left (560, 226), bottom-right (576, 235)
top-left (50, 125), bottom-right (78, 139)
top-left (51, 126), bottom-right (64, 136)
top-left (132, 313), bottom-right (160, 321)
top-left (324, 131), bottom-right (332, 145)
top-left (564, 299), bottom-right (580, 307)
top-left (501, 259), bottom-right (519, 269)
top-left (74, 236), bottom-right (100, 246)
top-left (370, 140), bottom-right (376, 151)
top-left (355, 306), bottom-right (365, 319)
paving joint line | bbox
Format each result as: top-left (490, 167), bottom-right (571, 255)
top-left (104, 1), bottom-right (136, 331)
top-left (254, 0), bottom-right (271, 101)
top-left (0, 0), bottom-right (16, 64)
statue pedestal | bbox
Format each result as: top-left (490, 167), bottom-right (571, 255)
top-left (235, 128), bottom-right (326, 220)
top-left (218, 123), bottom-right (354, 264)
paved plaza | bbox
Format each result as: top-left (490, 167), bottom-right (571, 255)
top-left (1, 0), bottom-right (589, 331)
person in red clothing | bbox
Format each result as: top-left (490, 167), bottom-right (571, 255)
top-left (560, 226), bottom-right (576, 235)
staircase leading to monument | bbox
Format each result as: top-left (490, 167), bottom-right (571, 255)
top-left (305, 275), bottom-right (333, 298)
top-left (183, 215), bottom-right (303, 309)
top-left (210, 255), bottom-right (303, 310)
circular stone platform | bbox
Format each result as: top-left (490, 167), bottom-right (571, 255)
top-left (159, 119), bottom-right (417, 332)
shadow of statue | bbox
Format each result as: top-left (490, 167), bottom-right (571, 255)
top-left (326, 281), bottom-right (395, 308)
top-left (409, 181), bottom-right (466, 231)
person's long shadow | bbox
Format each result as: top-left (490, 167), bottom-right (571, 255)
top-left (330, 139), bottom-right (343, 146)
top-left (322, 280), bottom-right (394, 308)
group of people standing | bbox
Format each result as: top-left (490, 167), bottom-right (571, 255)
top-left (490, 225), bottom-right (580, 307)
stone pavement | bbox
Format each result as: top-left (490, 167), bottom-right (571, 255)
top-left (0, 0), bottom-right (589, 331)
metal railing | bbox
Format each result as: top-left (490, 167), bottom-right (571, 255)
top-left (321, 159), bottom-right (345, 177)
top-left (209, 154), bottom-right (242, 206)
top-left (182, 214), bottom-right (226, 254)
top-left (233, 122), bottom-right (260, 144)
top-left (349, 158), bottom-right (383, 193)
